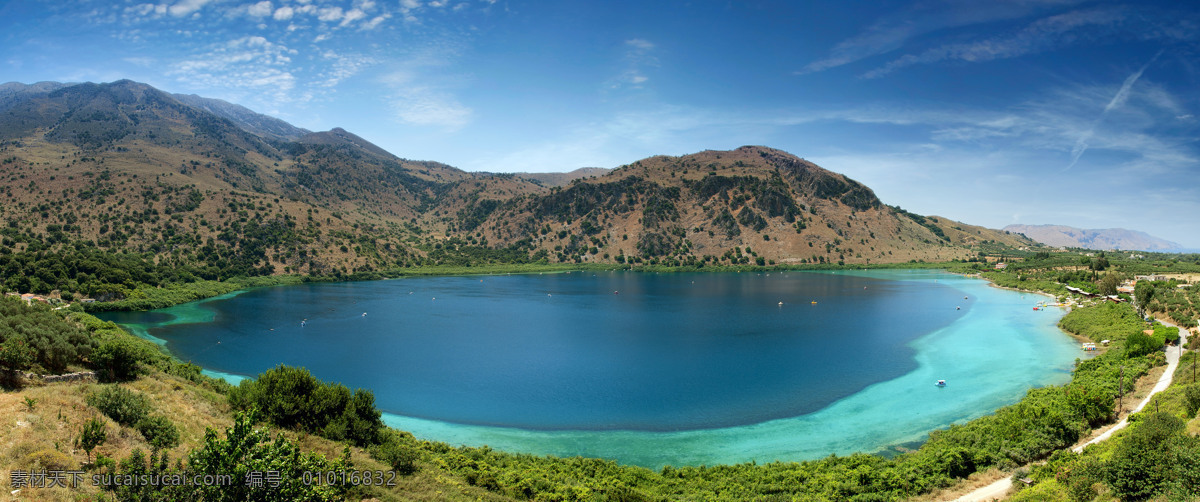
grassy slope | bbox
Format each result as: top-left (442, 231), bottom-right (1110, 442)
top-left (1, 370), bottom-right (515, 502)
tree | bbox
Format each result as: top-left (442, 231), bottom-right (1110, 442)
top-left (0, 336), bottom-right (35, 372)
top-left (91, 336), bottom-right (156, 382)
top-left (1099, 274), bottom-right (1120, 296)
top-left (1135, 281), bottom-right (1157, 310)
top-left (1125, 331), bottom-right (1159, 359)
top-left (1107, 412), bottom-right (1184, 500)
top-left (79, 417), bottom-right (107, 463)
top-left (182, 409), bottom-right (352, 501)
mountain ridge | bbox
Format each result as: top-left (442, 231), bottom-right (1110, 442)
top-left (1003, 224), bottom-right (1182, 251)
top-left (0, 79), bottom-right (1037, 296)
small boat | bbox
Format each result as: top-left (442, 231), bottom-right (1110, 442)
top-left (778, 301), bottom-right (783, 306)
top-left (956, 306), bottom-right (960, 310)
top-left (811, 301), bottom-right (818, 304)
top-left (1033, 307), bottom-right (1040, 311)
top-left (935, 380), bottom-right (947, 387)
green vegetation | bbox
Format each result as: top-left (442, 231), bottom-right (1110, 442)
top-left (0, 296), bottom-right (95, 374)
top-left (87, 385), bottom-right (151, 426)
top-left (78, 417), bottom-right (107, 463)
top-left (228, 365), bottom-right (384, 447)
top-left (102, 410), bottom-right (354, 502)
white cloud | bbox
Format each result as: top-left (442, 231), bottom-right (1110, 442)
top-left (247, 1), bottom-right (272, 17)
top-left (168, 0), bottom-right (211, 17)
top-left (340, 8), bottom-right (366, 26)
top-left (168, 36), bottom-right (299, 105)
top-left (318, 7), bottom-right (344, 22)
top-left (361, 15), bottom-right (388, 29)
top-left (273, 6), bottom-right (293, 20)
top-left (318, 51), bottom-right (376, 87)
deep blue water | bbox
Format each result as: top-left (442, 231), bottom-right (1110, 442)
top-left (106, 271), bottom-right (966, 430)
top-left (103, 270), bottom-right (1081, 465)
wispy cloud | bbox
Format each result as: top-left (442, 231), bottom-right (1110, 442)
top-left (167, 35), bottom-right (300, 105)
top-left (798, 1), bottom-right (1085, 74)
top-left (1066, 51), bottom-right (1161, 170)
top-left (317, 50), bottom-right (376, 87)
top-left (380, 68), bottom-right (472, 129)
top-left (862, 7), bottom-right (1125, 79)
top-left (608, 38), bottom-right (658, 90)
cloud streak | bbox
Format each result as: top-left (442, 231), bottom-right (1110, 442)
top-left (1066, 51), bottom-right (1161, 170)
top-left (798, 0), bottom-right (1090, 74)
top-left (862, 7), bottom-right (1125, 79)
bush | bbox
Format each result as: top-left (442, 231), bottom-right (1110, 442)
top-left (91, 336), bottom-right (158, 382)
top-left (369, 431), bottom-right (421, 475)
top-left (25, 448), bottom-right (74, 471)
top-left (1106, 412), bottom-right (1183, 500)
top-left (228, 365), bottom-right (383, 447)
top-left (1186, 385), bottom-right (1200, 418)
top-left (1125, 331), bottom-right (1159, 359)
top-left (136, 415), bottom-right (180, 450)
top-left (87, 385), bottom-right (150, 426)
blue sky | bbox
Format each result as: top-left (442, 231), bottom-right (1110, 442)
top-left (3, 0), bottom-right (1199, 247)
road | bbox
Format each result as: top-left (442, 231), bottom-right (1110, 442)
top-left (948, 320), bottom-right (1189, 502)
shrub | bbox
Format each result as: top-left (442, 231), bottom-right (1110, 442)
top-left (229, 365), bottom-right (383, 447)
top-left (136, 415), bottom-right (180, 450)
top-left (87, 385), bottom-right (150, 426)
top-left (91, 336), bottom-right (158, 382)
top-left (25, 448), bottom-right (74, 471)
top-left (1106, 412), bottom-right (1183, 500)
top-left (1186, 385), bottom-right (1200, 418)
top-left (368, 431), bottom-right (421, 475)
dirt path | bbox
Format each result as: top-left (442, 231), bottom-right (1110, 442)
top-left (945, 321), bottom-right (1188, 502)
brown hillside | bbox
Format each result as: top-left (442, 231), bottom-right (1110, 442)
top-left (0, 80), bottom-right (1036, 286)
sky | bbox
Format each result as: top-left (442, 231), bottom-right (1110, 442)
top-left (3, 0), bottom-right (1200, 248)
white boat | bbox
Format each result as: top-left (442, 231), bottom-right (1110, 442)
top-left (935, 380), bottom-right (947, 387)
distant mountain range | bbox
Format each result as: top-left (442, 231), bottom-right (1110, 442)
top-left (513, 167), bottom-right (612, 187)
top-left (1002, 224), bottom-right (1183, 251)
top-left (0, 79), bottom-right (1036, 277)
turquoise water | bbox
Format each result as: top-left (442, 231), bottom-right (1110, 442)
top-left (102, 270), bottom-right (1080, 467)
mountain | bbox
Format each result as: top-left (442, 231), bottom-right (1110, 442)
top-left (470, 146), bottom-right (1037, 265)
top-left (1003, 224), bottom-right (1183, 251)
top-left (0, 79), bottom-right (1035, 295)
top-left (515, 167), bottom-right (612, 187)
top-left (171, 93), bottom-right (311, 141)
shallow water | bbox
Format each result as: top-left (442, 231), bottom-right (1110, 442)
top-left (103, 269), bottom-right (1080, 467)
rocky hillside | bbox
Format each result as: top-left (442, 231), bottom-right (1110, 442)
top-left (0, 79), bottom-right (1036, 295)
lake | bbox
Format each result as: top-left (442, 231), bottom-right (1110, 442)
top-left (102, 269), bottom-right (1081, 467)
